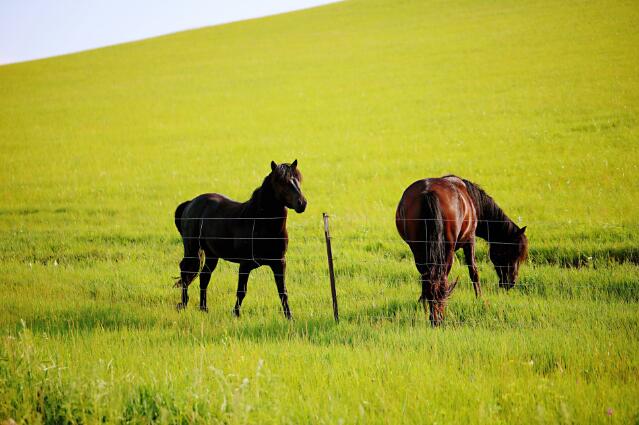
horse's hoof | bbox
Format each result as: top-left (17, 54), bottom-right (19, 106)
top-left (233, 309), bottom-right (240, 318)
top-left (200, 306), bottom-right (208, 313)
top-left (176, 303), bottom-right (186, 311)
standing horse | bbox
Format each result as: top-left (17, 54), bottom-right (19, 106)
top-left (174, 160), bottom-right (307, 319)
top-left (395, 175), bottom-right (528, 325)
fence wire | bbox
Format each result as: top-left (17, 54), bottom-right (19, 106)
top-left (13, 214), bottom-right (637, 324)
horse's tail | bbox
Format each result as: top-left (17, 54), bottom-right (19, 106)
top-left (422, 191), bottom-right (446, 285)
top-left (174, 200), bottom-right (190, 235)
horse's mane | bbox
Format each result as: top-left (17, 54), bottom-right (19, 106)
top-left (451, 177), bottom-right (519, 241)
top-left (273, 163), bottom-right (303, 183)
top-left (460, 178), bottom-right (510, 223)
top-left (457, 176), bottom-right (528, 263)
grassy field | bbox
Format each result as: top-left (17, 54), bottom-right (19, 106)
top-left (1, 0), bottom-right (638, 423)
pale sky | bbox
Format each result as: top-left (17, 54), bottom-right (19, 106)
top-left (0, 0), bottom-right (340, 64)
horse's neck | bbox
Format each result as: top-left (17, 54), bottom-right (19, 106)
top-left (475, 206), bottom-right (517, 243)
top-left (244, 182), bottom-right (287, 233)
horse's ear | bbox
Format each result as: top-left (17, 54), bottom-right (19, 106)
top-left (271, 161), bottom-right (277, 171)
top-left (291, 159), bottom-right (298, 169)
top-left (518, 226), bottom-right (527, 235)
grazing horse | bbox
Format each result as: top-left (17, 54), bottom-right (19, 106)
top-left (174, 160), bottom-right (307, 319)
top-left (395, 175), bottom-right (528, 325)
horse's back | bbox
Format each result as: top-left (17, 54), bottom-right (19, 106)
top-left (396, 176), bottom-right (477, 244)
top-left (182, 193), bottom-right (241, 216)
top-left (176, 193), bottom-right (241, 239)
top-left (396, 177), bottom-right (456, 221)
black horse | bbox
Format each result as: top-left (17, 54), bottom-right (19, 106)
top-left (174, 160), bottom-right (307, 319)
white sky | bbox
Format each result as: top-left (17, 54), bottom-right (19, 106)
top-left (0, 0), bottom-right (340, 64)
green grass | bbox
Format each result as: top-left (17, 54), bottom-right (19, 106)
top-left (1, 0), bottom-right (639, 423)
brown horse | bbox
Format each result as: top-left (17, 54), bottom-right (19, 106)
top-left (174, 160), bottom-right (307, 319)
top-left (395, 175), bottom-right (528, 325)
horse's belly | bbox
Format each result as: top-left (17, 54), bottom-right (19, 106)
top-left (204, 239), bottom-right (286, 264)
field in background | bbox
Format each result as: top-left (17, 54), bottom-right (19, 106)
top-left (1, 0), bottom-right (638, 423)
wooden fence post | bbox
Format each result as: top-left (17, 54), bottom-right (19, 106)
top-left (323, 213), bottom-right (339, 323)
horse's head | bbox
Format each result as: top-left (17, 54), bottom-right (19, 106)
top-left (270, 160), bottom-right (307, 213)
top-left (489, 226), bottom-right (528, 289)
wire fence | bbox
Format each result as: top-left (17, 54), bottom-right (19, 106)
top-left (152, 282), bottom-right (625, 294)
top-left (13, 214), bottom-right (638, 322)
top-left (18, 216), bottom-right (637, 277)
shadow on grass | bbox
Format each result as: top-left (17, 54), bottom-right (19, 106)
top-left (0, 294), bottom-right (544, 342)
top-left (223, 296), bottom-right (541, 346)
top-left (529, 247), bottom-right (639, 268)
top-left (514, 278), bottom-right (639, 302)
top-left (10, 282), bottom-right (635, 344)
top-left (9, 304), bottom-right (168, 335)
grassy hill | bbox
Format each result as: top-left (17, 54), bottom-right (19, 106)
top-left (1, 0), bottom-right (638, 423)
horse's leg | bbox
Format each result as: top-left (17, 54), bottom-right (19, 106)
top-left (410, 250), bottom-right (433, 322)
top-left (421, 278), bottom-right (434, 323)
top-left (416, 261), bottom-right (434, 324)
top-left (269, 260), bottom-right (292, 320)
top-left (422, 247), bottom-right (455, 326)
top-left (177, 255), bottom-right (200, 310)
top-left (463, 240), bottom-right (482, 298)
top-left (233, 262), bottom-right (255, 317)
top-left (199, 256), bottom-right (218, 312)
top-left (444, 245), bottom-right (455, 276)
top-left (420, 278), bottom-right (438, 326)
top-left (435, 247), bottom-right (458, 325)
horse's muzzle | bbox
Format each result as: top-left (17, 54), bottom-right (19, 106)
top-left (295, 198), bottom-right (307, 213)
top-left (499, 281), bottom-right (515, 290)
